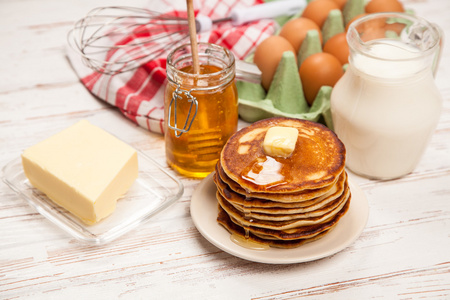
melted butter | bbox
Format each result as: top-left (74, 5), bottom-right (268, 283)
top-left (238, 130), bottom-right (323, 191)
top-left (241, 156), bottom-right (287, 188)
top-left (230, 233), bottom-right (270, 251)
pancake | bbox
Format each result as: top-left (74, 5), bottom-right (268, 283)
top-left (214, 170), bottom-right (347, 212)
top-left (221, 196), bottom-right (350, 242)
top-left (222, 182), bottom-right (349, 220)
top-left (220, 117), bottom-right (346, 194)
top-left (244, 199), bottom-right (349, 241)
top-left (217, 187), bottom-right (350, 230)
top-left (217, 206), bottom-right (332, 249)
top-left (216, 160), bottom-right (339, 202)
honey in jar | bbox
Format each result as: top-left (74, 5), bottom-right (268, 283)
top-left (165, 43), bottom-right (238, 178)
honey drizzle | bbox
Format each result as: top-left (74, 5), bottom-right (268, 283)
top-left (230, 194), bottom-right (269, 251)
top-left (230, 234), bottom-right (270, 251)
top-left (243, 195), bottom-right (252, 239)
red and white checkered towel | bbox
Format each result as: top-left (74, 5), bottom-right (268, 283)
top-left (68, 0), bottom-right (277, 134)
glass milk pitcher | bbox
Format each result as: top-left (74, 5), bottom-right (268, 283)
top-left (331, 13), bottom-right (443, 180)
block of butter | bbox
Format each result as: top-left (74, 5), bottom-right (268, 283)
top-left (21, 120), bottom-right (138, 225)
top-left (263, 126), bottom-right (299, 158)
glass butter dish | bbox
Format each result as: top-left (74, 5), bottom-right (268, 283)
top-left (2, 150), bottom-right (183, 245)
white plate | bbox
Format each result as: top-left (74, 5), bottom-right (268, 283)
top-left (190, 172), bottom-right (369, 264)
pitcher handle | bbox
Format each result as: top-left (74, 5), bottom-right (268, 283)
top-left (431, 22), bottom-right (444, 77)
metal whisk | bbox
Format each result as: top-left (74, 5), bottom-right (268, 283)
top-left (67, 0), bottom-right (306, 75)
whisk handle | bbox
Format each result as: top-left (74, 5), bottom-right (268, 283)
top-left (230, 0), bottom-right (307, 26)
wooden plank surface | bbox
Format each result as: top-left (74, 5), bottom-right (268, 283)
top-left (1, 0), bottom-right (449, 299)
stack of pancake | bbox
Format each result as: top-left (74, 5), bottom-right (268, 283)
top-left (213, 117), bottom-right (350, 248)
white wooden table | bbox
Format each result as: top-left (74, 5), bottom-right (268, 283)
top-left (1, 0), bottom-right (449, 299)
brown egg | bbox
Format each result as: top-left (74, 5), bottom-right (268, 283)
top-left (384, 21), bottom-right (407, 35)
top-left (253, 36), bottom-right (296, 91)
top-left (279, 17), bottom-right (323, 53)
top-left (302, 0), bottom-right (340, 28)
top-left (360, 26), bottom-right (388, 42)
top-left (345, 13), bottom-right (367, 31)
top-left (299, 52), bottom-right (344, 105)
top-left (323, 32), bottom-right (349, 65)
top-left (365, 0), bottom-right (405, 13)
top-left (330, 0), bottom-right (348, 10)
top-left (345, 14), bottom-right (387, 42)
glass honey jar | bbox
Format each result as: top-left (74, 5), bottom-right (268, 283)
top-left (165, 43), bottom-right (238, 178)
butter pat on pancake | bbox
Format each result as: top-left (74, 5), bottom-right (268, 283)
top-left (263, 126), bottom-right (298, 158)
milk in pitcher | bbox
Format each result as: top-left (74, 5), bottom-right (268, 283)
top-left (331, 13), bottom-right (443, 179)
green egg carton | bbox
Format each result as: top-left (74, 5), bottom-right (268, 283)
top-left (237, 32), bottom-right (336, 129)
top-left (237, 51), bottom-right (333, 130)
